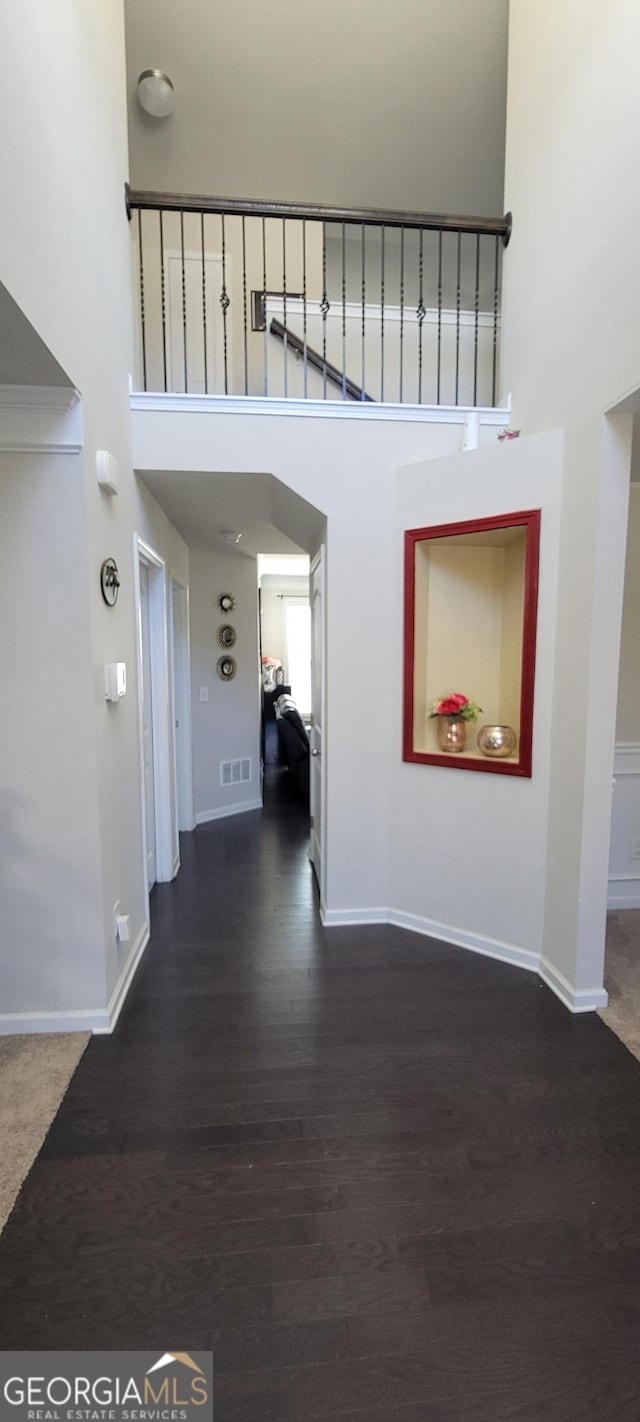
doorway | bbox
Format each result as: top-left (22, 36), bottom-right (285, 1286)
top-left (135, 538), bottom-right (178, 908)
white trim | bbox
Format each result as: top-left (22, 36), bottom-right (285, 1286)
top-left (265, 295), bottom-right (499, 328)
top-left (171, 579), bottom-right (195, 833)
top-left (0, 1007), bottom-right (109, 1035)
top-left (538, 957), bottom-right (608, 1014)
top-left (0, 922), bottom-right (152, 1037)
top-left (196, 798), bottom-right (263, 825)
top-left (0, 384), bottom-right (83, 454)
top-left (613, 742), bottom-right (640, 776)
top-left (99, 921), bottom-right (151, 1034)
top-left (135, 537), bottom-right (178, 899)
top-left (388, 908), bottom-right (540, 973)
top-left (131, 391), bottom-right (510, 425)
top-left (607, 878), bottom-right (640, 909)
top-left (171, 853), bottom-right (181, 879)
top-left (321, 906), bottom-right (388, 927)
top-left (321, 903), bottom-right (539, 970)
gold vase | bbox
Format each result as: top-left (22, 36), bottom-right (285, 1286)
top-left (437, 716), bottom-right (467, 753)
top-left (477, 724), bottom-right (517, 759)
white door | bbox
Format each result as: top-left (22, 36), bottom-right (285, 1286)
top-left (140, 563), bottom-right (157, 889)
top-left (309, 547), bottom-right (325, 891)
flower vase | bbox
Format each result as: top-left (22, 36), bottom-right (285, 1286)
top-left (437, 716), bottom-right (467, 753)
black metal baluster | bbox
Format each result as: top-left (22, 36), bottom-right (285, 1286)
top-left (454, 230), bottom-right (461, 406)
top-left (159, 210), bottom-right (168, 392)
top-left (302, 220), bottom-right (308, 399)
top-left (282, 218), bottom-right (288, 398)
top-left (437, 231), bottom-right (443, 405)
top-left (492, 235), bottom-right (500, 406)
top-left (321, 221), bottom-right (329, 400)
top-left (200, 212), bottom-right (208, 395)
top-left (380, 226), bottom-right (385, 401)
top-left (242, 216), bottom-right (248, 395)
top-left (417, 229), bottom-right (425, 405)
top-left (262, 217), bottom-right (268, 396)
top-left (180, 209), bottom-right (188, 392)
top-left (220, 213), bottom-right (230, 395)
top-left (473, 233), bottom-right (480, 408)
top-left (399, 225), bottom-right (405, 404)
top-left (137, 209), bottom-right (147, 391)
top-left (361, 223), bottom-right (366, 400)
top-left (341, 222), bottom-right (347, 401)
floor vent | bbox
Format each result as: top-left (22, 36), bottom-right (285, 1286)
top-left (220, 758), bottom-right (252, 787)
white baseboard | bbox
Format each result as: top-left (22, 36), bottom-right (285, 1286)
top-left (0, 921), bottom-right (152, 1038)
top-left (171, 853), bottom-right (181, 880)
top-left (99, 920), bottom-right (151, 1034)
top-left (320, 906), bottom-right (388, 927)
top-left (0, 1007), bottom-right (109, 1035)
top-left (538, 956), bottom-right (608, 1013)
top-left (388, 908), bottom-right (541, 973)
top-left (196, 798), bottom-right (262, 825)
top-left (607, 876), bottom-right (640, 910)
top-left (321, 903), bottom-right (539, 973)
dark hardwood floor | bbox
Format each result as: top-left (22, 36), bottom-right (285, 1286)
top-left (3, 758), bottom-right (640, 1418)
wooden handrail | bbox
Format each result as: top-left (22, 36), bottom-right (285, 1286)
top-left (269, 320), bottom-right (375, 402)
top-left (126, 184), bottom-right (512, 246)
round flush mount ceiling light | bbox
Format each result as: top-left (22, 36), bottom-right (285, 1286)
top-left (136, 69), bottom-right (175, 119)
top-left (220, 530), bottom-right (242, 546)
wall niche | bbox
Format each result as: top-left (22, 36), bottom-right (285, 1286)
top-left (403, 509), bottom-right (541, 776)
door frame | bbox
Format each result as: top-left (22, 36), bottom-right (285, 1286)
top-left (134, 536), bottom-right (177, 906)
top-left (310, 544), bottom-right (327, 907)
top-left (171, 577), bottom-right (195, 834)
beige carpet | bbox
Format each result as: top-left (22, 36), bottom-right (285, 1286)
top-left (600, 910), bottom-right (640, 1062)
top-left (0, 1032), bottom-right (89, 1234)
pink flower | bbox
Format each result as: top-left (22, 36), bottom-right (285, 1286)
top-left (437, 694), bottom-right (468, 716)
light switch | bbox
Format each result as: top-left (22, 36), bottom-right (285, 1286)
top-left (200, 687), bottom-right (209, 702)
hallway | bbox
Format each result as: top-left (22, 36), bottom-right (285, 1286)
top-left (2, 786), bottom-right (640, 1418)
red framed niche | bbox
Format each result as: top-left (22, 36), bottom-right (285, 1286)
top-left (403, 509), bottom-right (541, 777)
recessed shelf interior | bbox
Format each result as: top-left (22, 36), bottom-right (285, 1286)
top-left (404, 511), bottom-right (540, 775)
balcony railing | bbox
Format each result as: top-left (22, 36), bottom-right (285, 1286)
top-left (127, 186), bottom-right (511, 408)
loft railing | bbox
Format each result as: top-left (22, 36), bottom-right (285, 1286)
top-left (126, 185), bottom-right (511, 408)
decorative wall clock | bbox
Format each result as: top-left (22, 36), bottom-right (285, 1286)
top-left (100, 557), bottom-right (120, 607)
top-left (217, 624), bottom-right (237, 649)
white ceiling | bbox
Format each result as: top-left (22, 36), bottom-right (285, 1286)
top-left (124, 0), bottom-right (509, 216)
top-left (138, 468), bottom-right (326, 555)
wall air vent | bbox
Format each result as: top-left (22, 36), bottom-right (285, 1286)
top-left (220, 758), bottom-right (252, 787)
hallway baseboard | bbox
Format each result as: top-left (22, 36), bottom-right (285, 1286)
top-left (538, 956), bottom-right (608, 1014)
top-left (322, 903), bottom-right (539, 973)
top-left (195, 799), bottom-right (263, 825)
top-left (100, 921), bottom-right (151, 1035)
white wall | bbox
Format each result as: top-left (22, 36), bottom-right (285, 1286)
top-left (499, 0), bottom-right (640, 1004)
top-left (0, 2), bottom-right (189, 1029)
top-left (190, 551), bottom-right (262, 823)
top-left (609, 484), bottom-right (640, 909)
top-left (133, 404), bottom-right (552, 944)
top-left (124, 0), bottom-right (508, 216)
top-left (0, 455), bottom-right (104, 1018)
top-left (391, 431), bottom-right (562, 964)
top-left (616, 484), bottom-right (640, 745)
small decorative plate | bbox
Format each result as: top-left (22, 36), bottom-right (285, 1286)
top-left (217, 655), bottom-right (237, 681)
top-left (217, 624), bottom-right (237, 649)
top-left (218, 592), bottom-right (235, 612)
top-left (100, 557), bottom-right (120, 607)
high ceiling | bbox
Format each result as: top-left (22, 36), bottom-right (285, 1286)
top-left (125, 0), bottom-right (509, 216)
